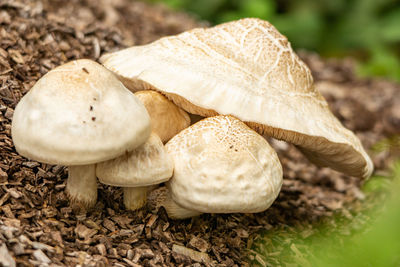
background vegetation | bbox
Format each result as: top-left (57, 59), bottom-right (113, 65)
top-left (252, 157), bottom-right (400, 266)
top-left (149, 0), bottom-right (400, 82)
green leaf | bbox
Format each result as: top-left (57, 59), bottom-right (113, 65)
top-left (238, 0), bottom-right (276, 20)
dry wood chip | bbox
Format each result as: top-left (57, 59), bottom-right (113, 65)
top-left (0, 168), bottom-right (7, 182)
top-left (139, 248), bottom-right (155, 259)
top-left (172, 244), bottom-right (211, 264)
top-left (6, 188), bottom-right (22, 199)
top-left (22, 161), bottom-right (40, 168)
top-left (18, 210), bottom-right (36, 219)
top-left (33, 249), bottom-right (51, 263)
top-left (119, 229), bottom-right (133, 236)
top-left (0, 244), bottom-right (16, 267)
top-left (84, 219), bottom-right (101, 230)
top-left (126, 249), bottom-right (134, 260)
top-left (102, 218), bottom-right (116, 232)
top-left (146, 214), bottom-right (158, 228)
top-left (188, 236), bottom-right (210, 252)
top-left (18, 235), bottom-right (32, 245)
top-left (123, 258), bottom-right (142, 267)
top-left (2, 205), bottom-right (15, 218)
top-left (109, 247), bottom-right (118, 258)
top-left (27, 230), bottom-right (43, 240)
top-left (7, 49), bottom-right (24, 64)
top-left (0, 226), bottom-right (17, 239)
top-left (4, 108), bottom-right (12, 120)
top-left (96, 243), bottom-right (107, 256)
top-left (12, 242), bottom-right (25, 256)
top-left (111, 215), bottom-right (133, 228)
top-left (32, 241), bottom-right (55, 252)
top-left (75, 224), bottom-right (97, 240)
top-left (50, 231), bottom-right (63, 245)
top-left (0, 192), bottom-right (10, 206)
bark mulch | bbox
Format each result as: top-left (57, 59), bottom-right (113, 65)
top-left (0, 0), bottom-right (399, 266)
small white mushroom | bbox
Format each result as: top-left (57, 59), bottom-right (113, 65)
top-left (161, 115), bottom-right (283, 219)
top-left (96, 133), bottom-right (173, 210)
top-left (134, 90), bottom-right (190, 143)
top-left (11, 59), bottom-right (151, 208)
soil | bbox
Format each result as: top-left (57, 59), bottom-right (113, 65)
top-left (0, 0), bottom-right (399, 266)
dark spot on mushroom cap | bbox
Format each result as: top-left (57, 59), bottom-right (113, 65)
top-left (82, 67), bottom-right (89, 74)
top-left (93, 97), bottom-right (97, 101)
top-left (90, 106), bottom-right (93, 111)
top-left (229, 145), bottom-right (233, 149)
top-left (92, 117), bottom-right (96, 121)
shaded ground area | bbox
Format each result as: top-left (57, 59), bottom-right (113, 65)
top-left (0, 0), bottom-right (399, 266)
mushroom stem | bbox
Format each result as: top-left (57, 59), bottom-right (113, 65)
top-left (66, 164), bottom-right (97, 208)
top-left (162, 195), bottom-right (202, 219)
top-left (123, 186), bottom-right (149, 210)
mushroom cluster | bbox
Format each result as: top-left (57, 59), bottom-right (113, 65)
top-left (12, 18), bottom-right (373, 218)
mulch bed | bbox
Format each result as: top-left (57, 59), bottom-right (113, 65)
top-left (0, 0), bottom-right (399, 266)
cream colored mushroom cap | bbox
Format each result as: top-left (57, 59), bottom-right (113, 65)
top-left (96, 132), bottom-right (173, 187)
top-left (134, 90), bottom-right (190, 143)
top-left (11, 59), bottom-right (151, 166)
top-left (100, 18), bottom-right (373, 179)
top-left (165, 115), bottom-right (283, 214)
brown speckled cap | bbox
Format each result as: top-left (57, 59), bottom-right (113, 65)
top-left (165, 115), bottom-right (283, 214)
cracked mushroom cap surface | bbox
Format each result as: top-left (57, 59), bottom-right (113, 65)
top-left (101, 18), bottom-right (373, 179)
top-left (96, 132), bottom-right (173, 187)
top-left (165, 115), bottom-right (283, 214)
top-left (12, 59), bottom-right (151, 166)
top-left (134, 90), bottom-right (190, 143)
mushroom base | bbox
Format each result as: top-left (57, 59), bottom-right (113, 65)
top-left (123, 186), bottom-right (149, 210)
top-left (161, 190), bottom-right (202, 219)
top-left (66, 164), bottom-right (98, 209)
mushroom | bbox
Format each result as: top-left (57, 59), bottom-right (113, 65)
top-left (148, 186), bottom-right (202, 219)
top-left (11, 59), bottom-right (151, 208)
top-left (159, 115), bottom-right (283, 219)
top-left (95, 90), bottom-right (188, 210)
top-left (96, 132), bottom-right (173, 210)
top-left (100, 18), bottom-right (373, 179)
top-left (134, 90), bottom-right (190, 143)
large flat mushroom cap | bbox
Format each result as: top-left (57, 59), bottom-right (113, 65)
top-left (12, 59), bottom-right (151, 165)
top-left (165, 115), bottom-right (283, 214)
top-left (101, 18), bottom-right (373, 178)
top-left (96, 132), bottom-right (173, 187)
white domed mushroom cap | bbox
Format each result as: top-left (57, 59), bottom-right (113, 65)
top-left (12, 59), bottom-right (151, 165)
top-left (96, 132), bottom-right (173, 187)
top-left (165, 115), bottom-right (283, 214)
top-left (101, 18), bottom-right (373, 179)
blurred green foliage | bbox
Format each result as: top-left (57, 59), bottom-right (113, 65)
top-left (252, 159), bottom-right (400, 266)
top-left (148, 0), bottom-right (400, 82)
top-left (308, 161), bottom-right (400, 267)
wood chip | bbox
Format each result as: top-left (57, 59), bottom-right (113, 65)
top-left (172, 244), bottom-right (211, 264)
top-left (33, 249), bottom-right (51, 263)
top-left (189, 236), bottom-right (210, 252)
top-left (0, 244), bottom-right (16, 267)
top-left (75, 224), bottom-right (97, 240)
